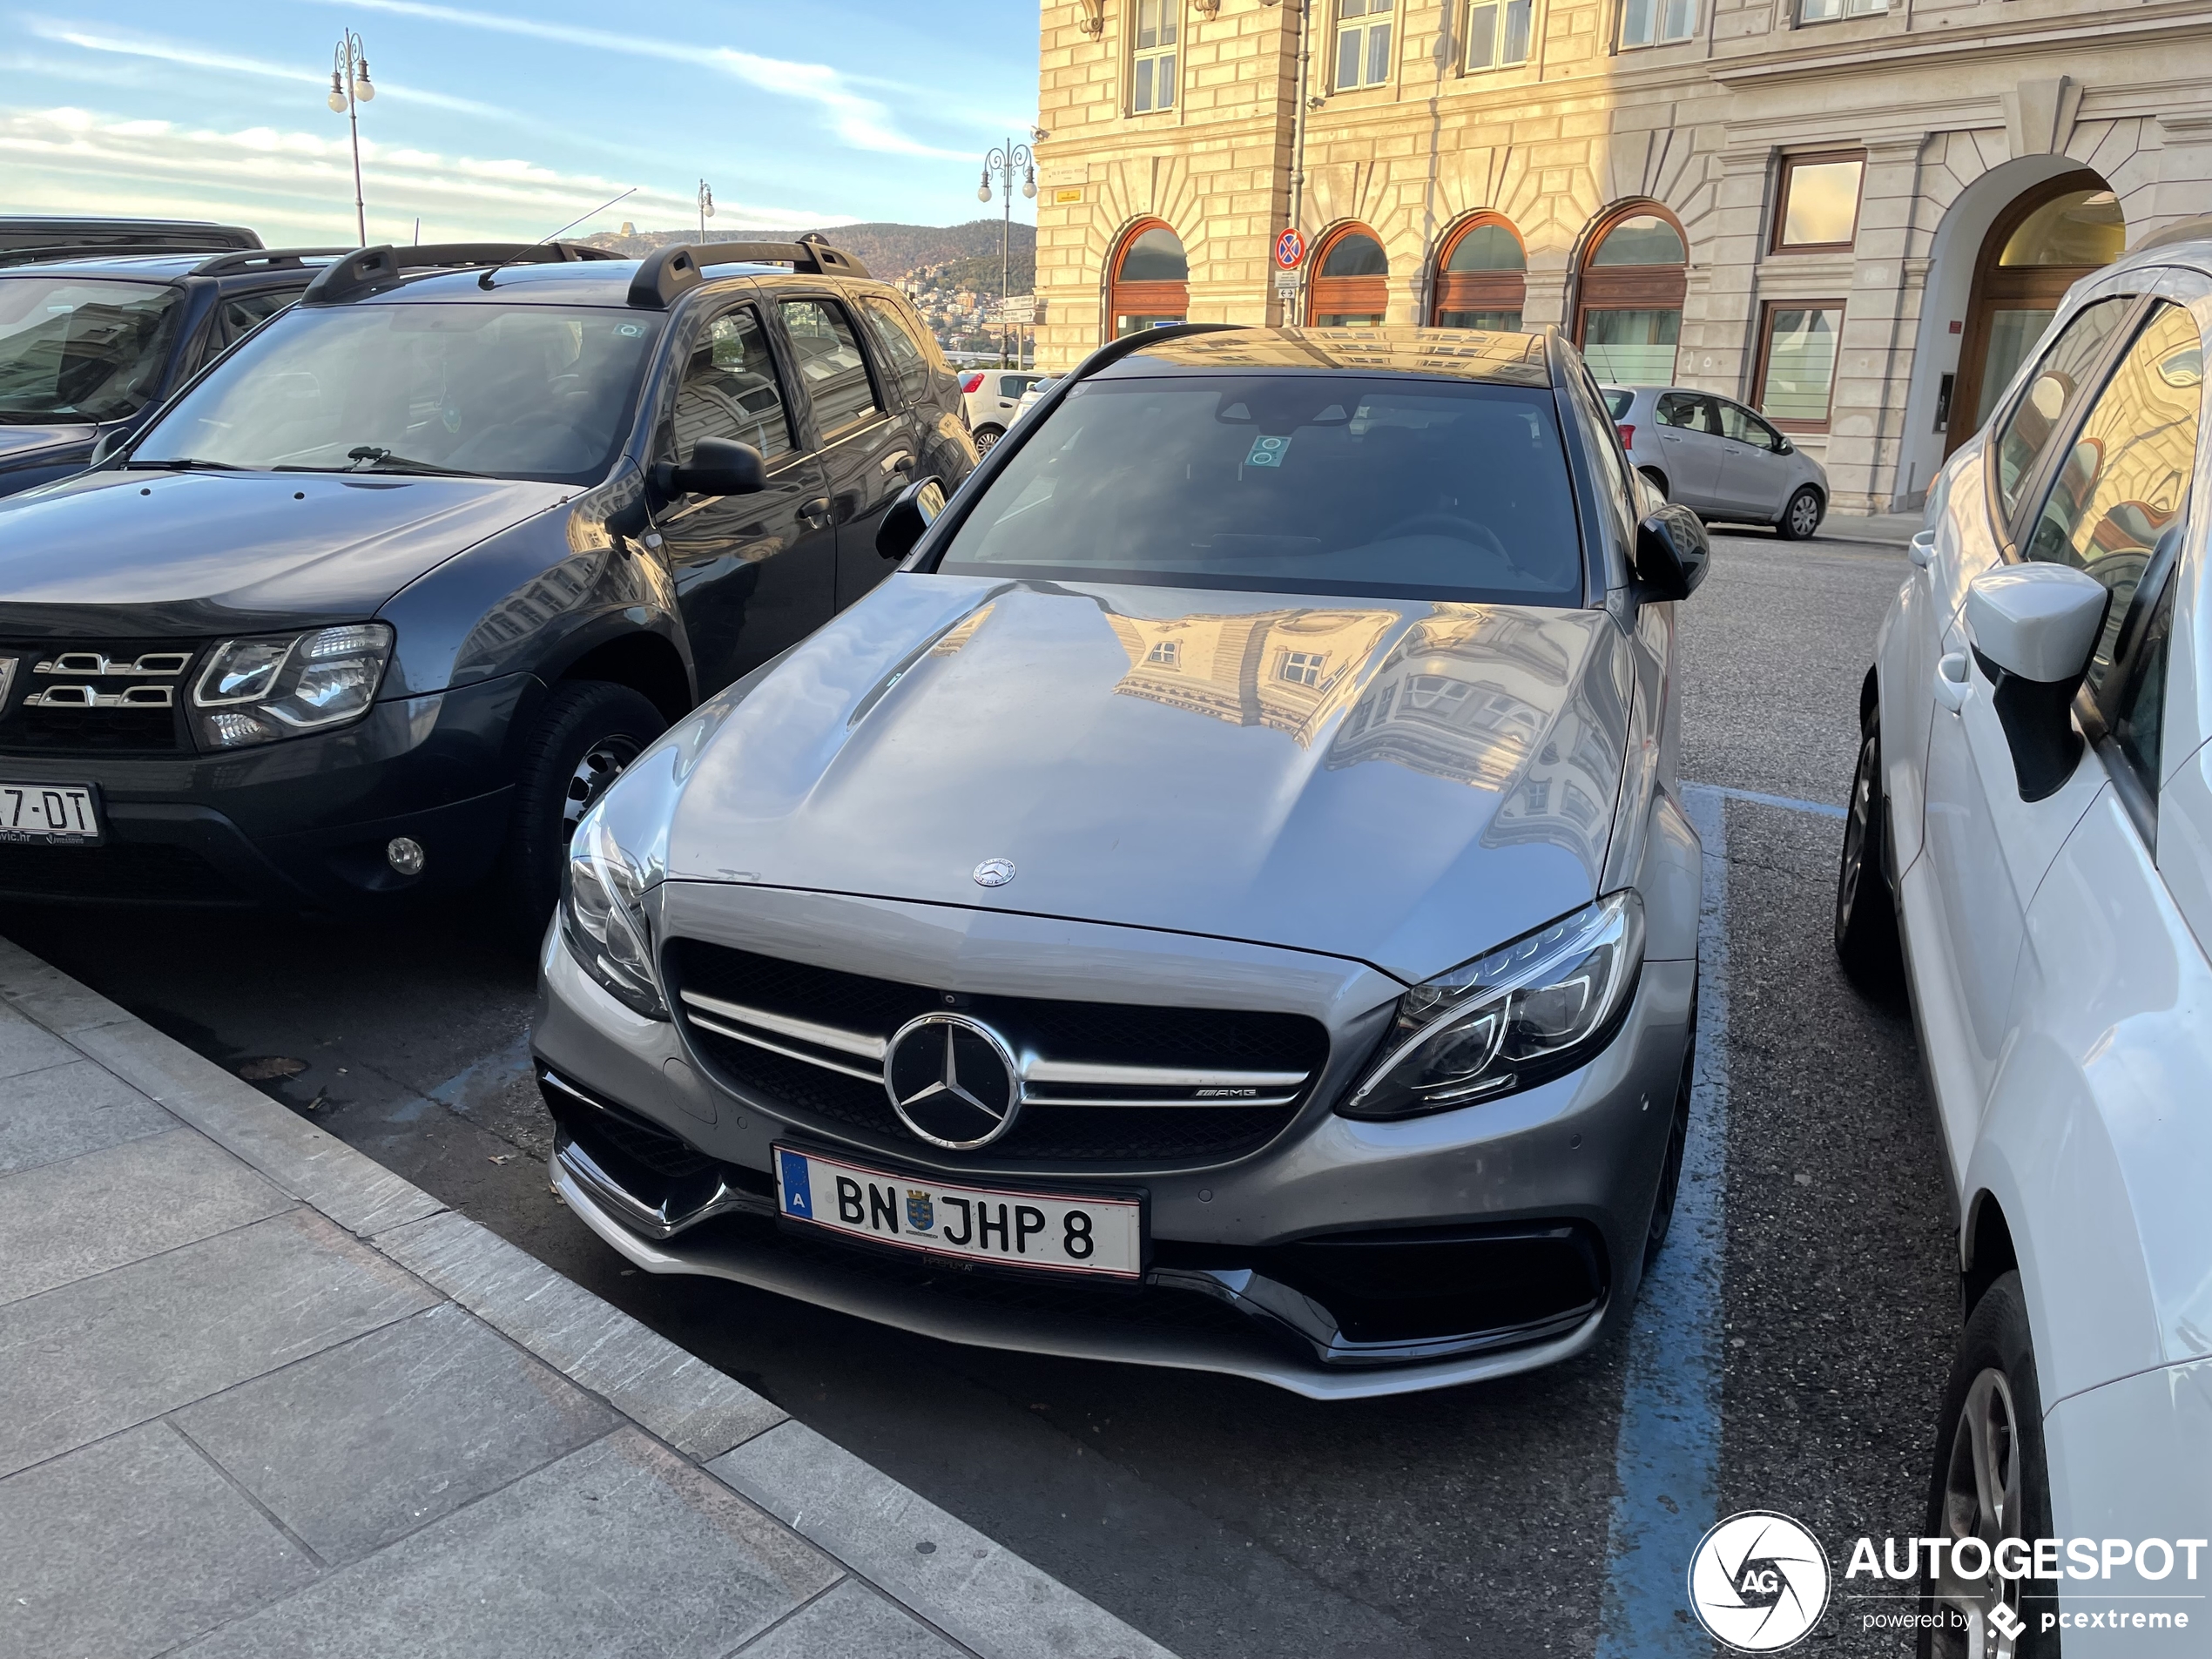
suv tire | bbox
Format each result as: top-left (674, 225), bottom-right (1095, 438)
top-left (502, 680), bottom-right (667, 936)
top-left (1919, 1271), bottom-right (2056, 1657)
top-left (1778, 485), bottom-right (1824, 541)
top-left (1835, 706), bottom-right (1903, 993)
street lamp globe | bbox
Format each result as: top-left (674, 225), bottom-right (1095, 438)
top-left (327, 73), bottom-right (347, 112)
top-left (977, 171), bottom-right (992, 204)
top-left (354, 63), bottom-right (374, 101)
top-left (1022, 168), bottom-right (1037, 200)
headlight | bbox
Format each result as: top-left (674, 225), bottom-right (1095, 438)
top-left (1341, 892), bottom-right (1645, 1121)
top-left (192, 624), bottom-right (393, 749)
top-left (561, 806), bottom-right (667, 1018)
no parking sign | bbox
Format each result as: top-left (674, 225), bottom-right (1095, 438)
top-left (1273, 228), bottom-right (1305, 269)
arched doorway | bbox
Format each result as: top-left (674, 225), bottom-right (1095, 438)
top-left (1432, 214), bottom-right (1526, 330)
top-left (1573, 205), bottom-right (1687, 383)
top-left (1109, 221), bottom-right (1188, 339)
top-left (1308, 226), bottom-right (1388, 327)
top-left (1947, 173), bottom-right (2126, 453)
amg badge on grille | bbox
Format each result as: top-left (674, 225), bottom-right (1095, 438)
top-left (972, 858), bottom-right (1015, 887)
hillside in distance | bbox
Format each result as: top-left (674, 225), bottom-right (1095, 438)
top-left (577, 219), bottom-right (1035, 289)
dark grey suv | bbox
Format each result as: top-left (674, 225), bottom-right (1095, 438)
top-left (0, 237), bottom-right (974, 922)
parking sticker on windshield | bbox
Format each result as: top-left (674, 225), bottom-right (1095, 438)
top-left (1246, 434), bottom-right (1291, 469)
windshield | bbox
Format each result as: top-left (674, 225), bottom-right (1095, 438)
top-left (1603, 388), bottom-right (1634, 420)
top-left (936, 375), bottom-right (1584, 604)
top-left (133, 302), bottom-right (665, 483)
top-left (0, 277), bottom-right (184, 423)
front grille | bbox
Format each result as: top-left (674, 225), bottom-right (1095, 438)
top-left (0, 840), bottom-right (247, 904)
top-left (0, 640), bottom-right (201, 753)
top-left (665, 940), bottom-right (1330, 1167)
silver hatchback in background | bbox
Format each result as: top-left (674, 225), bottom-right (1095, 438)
top-left (1604, 385), bottom-right (1830, 539)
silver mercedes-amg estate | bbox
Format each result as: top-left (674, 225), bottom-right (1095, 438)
top-left (532, 325), bottom-right (1710, 1398)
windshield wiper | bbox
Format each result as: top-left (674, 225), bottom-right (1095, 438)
top-left (124, 457), bottom-right (245, 470)
top-left (344, 446), bottom-right (482, 478)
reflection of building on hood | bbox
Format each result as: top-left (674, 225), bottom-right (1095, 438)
top-left (1106, 608), bottom-right (1396, 745)
top-left (930, 603), bottom-right (996, 656)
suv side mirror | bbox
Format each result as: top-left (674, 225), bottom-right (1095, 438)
top-left (658, 436), bottom-right (765, 499)
top-left (1634, 503), bottom-right (1710, 600)
top-left (878, 475), bottom-right (947, 560)
top-left (1963, 563), bottom-right (2108, 800)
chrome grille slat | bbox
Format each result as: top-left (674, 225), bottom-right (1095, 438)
top-left (685, 1009), bottom-right (887, 1084)
top-left (680, 990), bottom-right (887, 1060)
top-left (1022, 1056), bottom-right (1309, 1089)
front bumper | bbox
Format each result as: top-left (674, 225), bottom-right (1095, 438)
top-left (0, 673), bottom-right (535, 907)
top-left (533, 885), bottom-right (1698, 1398)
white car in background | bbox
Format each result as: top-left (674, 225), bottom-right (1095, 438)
top-left (1836, 224), bottom-right (2212, 1653)
top-left (959, 368), bottom-right (1044, 453)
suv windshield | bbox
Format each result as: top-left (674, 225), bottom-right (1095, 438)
top-left (132, 302), bottom-right (666, 484)
top-left (936, 375), bottom-right (1584, 603)
top-left (0, 277), bottom-right (185, 423)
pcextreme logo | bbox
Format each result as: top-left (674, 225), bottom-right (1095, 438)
top-left (1688, 1512), bottom-right (1831, 1652)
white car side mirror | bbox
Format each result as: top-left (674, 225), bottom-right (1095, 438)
top-left (1963, 563), bottom-right (2109, 801)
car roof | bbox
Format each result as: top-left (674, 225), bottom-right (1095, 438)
top-left (1094, 326), bottom-right (1553, 387)
top-left (2, 249), bottom-right (337, 283)
top-left (320, 258), bottom-right (885, 308)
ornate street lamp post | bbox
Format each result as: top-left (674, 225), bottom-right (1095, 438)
top-left (977, 138), bottom-right (1036, 367)
top-left (698, 179), bottom-right (715, 244)
top-left (325, 31), bottom-right (375, 247)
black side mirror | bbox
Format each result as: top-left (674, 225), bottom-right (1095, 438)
top-left (657, 436), bottom-right (765, 499)
top-left (877, 475), bottom-right (948, 560)
top-left (1634, 503), bottom-right (1710, 600)
top-left (90, 428), bottom-right (126, 467)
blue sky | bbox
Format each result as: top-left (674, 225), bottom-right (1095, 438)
top-left (1, 0), bottom-right (1042, 245)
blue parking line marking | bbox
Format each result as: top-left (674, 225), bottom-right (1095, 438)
top-left (1597, 784), bottom-right (1731, 1653)
top-left (1684, 782), bottom-right (1848, 820)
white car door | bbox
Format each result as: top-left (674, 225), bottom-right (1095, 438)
top-left (1913, 298), bottom-right (2201, 1169)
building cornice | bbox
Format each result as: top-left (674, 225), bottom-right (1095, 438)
top-left (1709, 3), bottom-right (2212, 89)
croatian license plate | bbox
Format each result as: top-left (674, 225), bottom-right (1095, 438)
top-left (0, 782), bottom-right (101, 844)
top-left (774, 1146), bottom-right (1143, 1279)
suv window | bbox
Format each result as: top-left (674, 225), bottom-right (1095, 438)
top-left (939, 374), bottom-right (1584, 604)
top-left (857, 295), bottom-right (930, 404)
top-left (216, 290), bottom-right (295, 347)
top-left (2113, 569), bottom-right (2177, 795)
top-left (2020, 301), bottom-right (2200, 696)
top-left (0, 276), bottom-right (185, 421)
top-left (1717, 400), bottom-right (1782, 451)
top-left (672, 306), bottom-right (792, 461)
top-left (1991, 295), bottom-right (2132, 524)
top-left (1655, 391), bottom-right (1714, 433)
top-left (780, 299), bottom-right (880, 433)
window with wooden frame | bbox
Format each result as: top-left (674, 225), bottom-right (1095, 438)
top-left (1772, 152), bottom-right (1865, 253)
top-left (1466, 0), bottom-right (1534, 70)
top-left (1798, 0), bottom-right (1885, 20)
top-left (1752, 301), bottom-right (1845, 429)
top-left (1573, 205), bottom-right (1687, 381)
top-left (1308, 226), bottom-right (1389, 326)
top-left (1432, 214), bottom-right (1526, 329)
top-left (1617, 0), bottom-right (1696, 49)
top-left (1130, 0), bottom-right (1179, 113)
top-left (1109, 219), bottom-right (1189, 337)
top-left (1334, 0), bottom-right (1395, 90)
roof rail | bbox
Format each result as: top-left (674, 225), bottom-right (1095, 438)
top-left (193, 246), bottom-right (352, 277)
top-left (625, 233), bottom-right (871, 308)
top-left (301, 240), bottom-right (621, 305)
top-left (2128, 214), bottom-right (2212, 256)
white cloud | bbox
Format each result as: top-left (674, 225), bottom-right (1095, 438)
top-left (289, 0), bottom-right (974, 158)
top-left (0, 105), bottom-right (835, 243)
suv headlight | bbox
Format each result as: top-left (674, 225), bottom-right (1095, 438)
top-left (1342, 892), bottom-right (1644, 1121)
top-left (192, 624), bottom-right (393, 749)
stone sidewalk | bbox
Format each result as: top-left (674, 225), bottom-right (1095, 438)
top-left (0, 934), bottom-right (1171, 1659)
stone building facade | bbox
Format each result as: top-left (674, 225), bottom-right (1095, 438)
top-left (1030, 0), bottom-right (2212, 512)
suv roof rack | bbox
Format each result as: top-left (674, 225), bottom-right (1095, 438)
top-left (626, 233), bottom-right (871, 308)
top-left (193, 246), bottom-right (352, 276)
top-left (301, 240), bottom-right (621, 305)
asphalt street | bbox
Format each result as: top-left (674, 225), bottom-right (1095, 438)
top-left (4, 524), bottom-right (1957, 1657)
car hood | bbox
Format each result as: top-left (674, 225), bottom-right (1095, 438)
top-left (662, 577), bottom-right (1631, 982)
top-left (0, 467), bottom-right (570, 637)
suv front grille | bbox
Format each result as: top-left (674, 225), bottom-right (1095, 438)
top-left (0, 640), bottom-right (201, 753)
top-left (664, 940), bottom-right (1330, 1167)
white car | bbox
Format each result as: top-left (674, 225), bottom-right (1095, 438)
top-left (959, 369), bottom-right (1043, 453)
top-left (1839, 226), bottom-right (2212, 1652)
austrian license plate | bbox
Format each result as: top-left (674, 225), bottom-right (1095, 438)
top-left (774, 1146), bottom-right (1143, 1279)
top-left (0, 782), bottom-right (101, 844)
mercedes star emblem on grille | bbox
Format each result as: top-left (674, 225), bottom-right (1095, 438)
top-left (883, 1013), bottom-right (1022, 1150)
top-left (972, 858), bottom-right (1015, 887)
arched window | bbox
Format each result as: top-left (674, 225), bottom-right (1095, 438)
top-left (1308, 226), bottom-right (1388, 327)
top-left (1109, 221), bottom-right (1188, 338)
top-left (1574, 206), bottom-right (1687, 382)
top-left (1432, 214), bottom-right (1526, 330)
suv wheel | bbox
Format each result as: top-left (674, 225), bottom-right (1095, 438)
top-left (973, 424), bottom-right (1004, 455)
top-left (1778, 485), bottom-right (1824, 541)
top-left (1834, 706), bottom-right (1903, 992)
top-left (502, 681), bottom-right (667, 934)
top-left (1920, 1271), bottom-right (2056, 1657)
